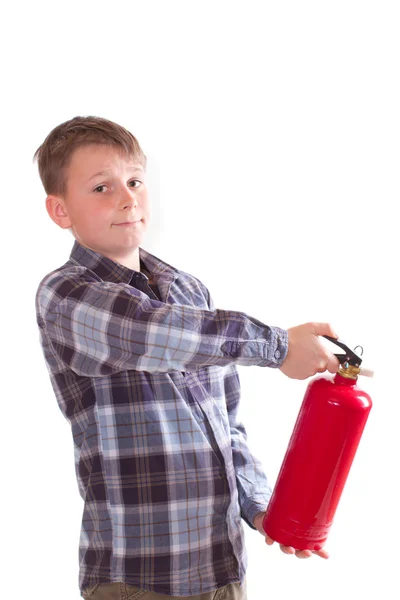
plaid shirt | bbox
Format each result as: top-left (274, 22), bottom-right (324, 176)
top-left (35, 240), bottom-right (288, 597)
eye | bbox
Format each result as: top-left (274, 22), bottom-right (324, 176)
top-left (129, 179), bottom-right (142, 188)
top-left (94, 185), bottom-right (107, 193)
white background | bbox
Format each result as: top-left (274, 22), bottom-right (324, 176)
top-left (1, 1), bottom-right (399, 598)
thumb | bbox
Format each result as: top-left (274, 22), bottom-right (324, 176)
top-left (312, 322), bottom-right (339, 339)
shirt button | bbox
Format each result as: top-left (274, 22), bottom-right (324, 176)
top-left (274, 350), bottom-right (281, 359)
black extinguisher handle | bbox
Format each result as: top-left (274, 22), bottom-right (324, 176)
top-left (323, 335), bottom-right (363, 367)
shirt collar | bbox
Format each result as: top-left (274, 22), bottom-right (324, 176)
top-left (68, 240), bottom-right (178, 285)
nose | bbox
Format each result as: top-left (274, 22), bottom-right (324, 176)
top-left (118, 186), bottom-right (138, 209)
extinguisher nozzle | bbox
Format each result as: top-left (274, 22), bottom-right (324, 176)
top-left (359, 367), bottom-right (374, 378)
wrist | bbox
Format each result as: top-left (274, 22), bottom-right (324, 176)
top-left (253, 510), bottom-right (266, 526)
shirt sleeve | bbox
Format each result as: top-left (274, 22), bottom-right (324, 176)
top-left (223, 363), bottom-right (272, 529)
top-left (36, 267), bottom-right (288, 377)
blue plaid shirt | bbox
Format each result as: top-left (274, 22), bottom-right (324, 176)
top-left (35, 240), bottom-right (288, 596)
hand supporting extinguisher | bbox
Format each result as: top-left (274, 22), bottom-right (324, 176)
top-left (262, 336), bottom-right (373, 551)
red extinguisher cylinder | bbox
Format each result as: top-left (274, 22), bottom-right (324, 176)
top-left (262, 370), bottom-right (372, 551)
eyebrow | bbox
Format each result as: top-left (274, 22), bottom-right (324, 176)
top-left (86, 167), bottom-right (143, 183)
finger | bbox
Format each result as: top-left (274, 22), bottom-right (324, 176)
top-left (312, 323), bottom-right (339, 339)
top-left (295, 549), bottom-right (313, 559)
top-left (265, 535), bottom-right (275, 546)
top-left (279, 544), bottom-right (296, 555)
top-left (326, 354), bottom-right (340, 374)
top-left (313, 548), bottom-right (330, 559)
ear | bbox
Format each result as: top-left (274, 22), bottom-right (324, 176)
top-left (45, 194), bottom-right (73, 230)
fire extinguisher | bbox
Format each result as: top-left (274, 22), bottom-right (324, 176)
top-left (262, 336), bottom-right (373, 551)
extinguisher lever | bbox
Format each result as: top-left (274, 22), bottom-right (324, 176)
top-left (323, 335), bottom-right (363, 367)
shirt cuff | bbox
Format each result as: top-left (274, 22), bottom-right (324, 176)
top-left (220, 326), bottom-right (289, 368)
top-left (240, 495), bottom-right (271, 530)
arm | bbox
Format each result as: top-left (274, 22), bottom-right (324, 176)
top-left (223, 363), bottom-right (272, 530)
top-left (36, 268), bottom-right (287, 377)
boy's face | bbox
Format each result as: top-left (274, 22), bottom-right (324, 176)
top-left (48, 143), bottom-right (150, 266)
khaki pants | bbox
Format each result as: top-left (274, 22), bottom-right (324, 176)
top-left (81, 580), bottom-right (247, 600)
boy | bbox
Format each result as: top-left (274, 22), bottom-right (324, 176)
top-left (34, 116), bottom-right (338, 600)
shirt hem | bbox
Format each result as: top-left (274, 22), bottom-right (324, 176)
top-left (80, 574), bottom-right (244, 597)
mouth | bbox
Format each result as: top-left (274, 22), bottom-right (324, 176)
top-left (113, 219), bottom-right (142, 227)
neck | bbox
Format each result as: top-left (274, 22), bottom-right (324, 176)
top-left (112, 249), bottom-right (141, 271)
